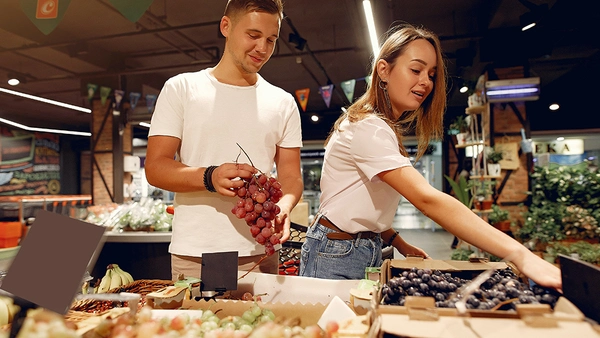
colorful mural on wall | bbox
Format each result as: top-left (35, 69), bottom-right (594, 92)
top-left (0, 128), bottom-right (60, 195)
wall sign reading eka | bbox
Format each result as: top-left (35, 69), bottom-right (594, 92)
top-left (0, 128), bottom-right (61, 196)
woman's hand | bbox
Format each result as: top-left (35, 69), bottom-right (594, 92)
top-left (513, 252), bottom-right (563, 293)
top-left (396, 241), bottom-right (430, 259)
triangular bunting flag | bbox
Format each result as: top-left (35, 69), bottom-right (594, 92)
top-left (19, 0), bottom-right (72, 35)
top-left (129, 92), bottom-right (141, 110)
top-left (340, 79), bottom-right (356, 103)
top-left (295, 88), bottom-right (310, 112)
top-left (109, 0), bottom-right (155, 23)
top-left (319, 84), bottom-right (334, 108)
top-left (113, 90), bottom-right (124, 110)
top-left (145, 94), bottom-right (157, 114)
top-left (87, 83), bottom-right (98, 102)
top-left (100, 86), bottom-right (112, 106)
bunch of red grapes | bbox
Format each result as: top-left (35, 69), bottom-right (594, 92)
top-left (231, 173), bottom-right (284, 256)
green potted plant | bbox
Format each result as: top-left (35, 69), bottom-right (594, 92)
top-left (468, 178), bottom-right (494, 210)
top-left (517, 201), bottom-right (567, 251)
top-left (488, 204), bottom-right (512, 231)
top-left (485, 146), bottom-right (503, 177)
top-left (444, 175), bottom-right (473, 209)
top-left (545, 241), bottom-right (600, 266)
top-left (448, 115), bottom-right (470, 145)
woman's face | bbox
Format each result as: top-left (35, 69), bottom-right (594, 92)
top-left (378, 39), bottom-right (437, 118)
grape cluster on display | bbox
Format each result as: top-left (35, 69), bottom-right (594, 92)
top-left (381, 267), bottom-right (560, 310)
top-left (231, 173), bottom-right (284, 256)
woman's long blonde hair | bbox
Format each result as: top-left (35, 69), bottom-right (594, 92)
top-left (327, 23), bottom-right (447, 161)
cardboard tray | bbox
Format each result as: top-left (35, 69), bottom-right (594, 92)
top-left (372, 297), bottom-right (600, 338)
top-left (378, 257), bottom-right (541, 316)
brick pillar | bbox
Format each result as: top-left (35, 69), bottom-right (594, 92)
top-left (90, 98), bottom-right (132, 205)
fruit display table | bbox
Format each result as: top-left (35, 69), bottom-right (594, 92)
top-left (91, 231), bottom-right (172, 282)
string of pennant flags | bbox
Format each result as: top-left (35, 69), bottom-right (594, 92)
top-left (295, 75), bottom-right (372, 112)
top-left (86, 83), bottom-right (157, 114)
top-left (87, 75), bottom-right (373, 117)
top-left (27, 0), bottom-right (374, 113)
top-left (20, 0), bottom-right (154, 35)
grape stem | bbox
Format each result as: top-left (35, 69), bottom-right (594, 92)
top-left (236, 143), bottom-right (268, 177)
top-left (236, 143), bottom-right (256, 169)
top-left (238, 255), bottom-right (269, 279)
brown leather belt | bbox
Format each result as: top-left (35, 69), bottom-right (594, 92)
top-left (317, 215), bottom-right (378, 240)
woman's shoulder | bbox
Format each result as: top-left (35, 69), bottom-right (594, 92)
top-left (354, 114), bottom-right (394, 132)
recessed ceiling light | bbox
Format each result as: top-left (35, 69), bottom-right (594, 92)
top-left (549, 103), bottom-right (559, 111)
top-left (311, 114), bottom-right (319, 122)
top-left (521, 23), bottom-right (536, 31)
top-left (459, 85), bottom-right (468, 93)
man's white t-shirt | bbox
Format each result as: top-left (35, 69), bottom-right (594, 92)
top-left (148, 68), bottom-right (302, 257)
top-left (318, 115), bottom-right (412, 233)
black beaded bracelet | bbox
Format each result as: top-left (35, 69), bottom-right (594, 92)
top-left (203, 165), bottom-right (218, 192)
top-left (387, 231), bottom-right (398, 246)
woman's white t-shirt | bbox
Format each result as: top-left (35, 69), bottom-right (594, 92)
top-left (318, 115), bottom-right (412, 233)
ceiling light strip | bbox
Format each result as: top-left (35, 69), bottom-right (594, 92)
top-left (486, 88), bottom-right (539, 96)
top-left (0, 87), bottom-right (91, 113)
top-left (362, 0), bottom-right (379, 56)
top-left (0, 117), bottom-right (91, 137)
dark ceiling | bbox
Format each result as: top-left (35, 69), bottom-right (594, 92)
top-left (0, 0), bottom-right (599, 142)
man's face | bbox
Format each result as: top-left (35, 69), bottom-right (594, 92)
top-left (223, 11), bottom-right (281, 74)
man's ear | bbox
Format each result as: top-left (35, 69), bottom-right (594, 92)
top-left (220, 16), bottom-right (231, 38)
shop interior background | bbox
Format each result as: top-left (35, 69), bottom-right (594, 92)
top-left (0, 0), bottom-right (599, 200)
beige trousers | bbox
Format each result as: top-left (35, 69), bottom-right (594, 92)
top-left (171, 252), bottom-right (279, 281)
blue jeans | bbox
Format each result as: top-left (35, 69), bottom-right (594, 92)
top-left (299, 221), bottom-right (383, 280)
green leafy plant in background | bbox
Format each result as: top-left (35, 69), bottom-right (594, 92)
top-left (488, 204), bottom-right (510, 225)
top-left (468, 178), bottom-right (495, 200)
top-left (450, 248), bottom-right (474, 261)
top-left (445, 175), bottom-right (473, 209)
top-left (546, 241), bottom-right (600, 265)
top-left (562, 205), bottom-right (600, 240)
top-left (485, 146), bottom-right (504, 164)
top-left (518, 163), bottom-right (600, 248)
top-left (518, 201), bottom-right (567, 245)
top-left (448, 115), bottom-right (469, 134)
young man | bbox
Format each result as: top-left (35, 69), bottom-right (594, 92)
top-left (145, 0), bottom-right (303, 280)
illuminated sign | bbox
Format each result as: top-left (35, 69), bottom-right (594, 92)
top-left (533, 139), bottom-right (584, 155)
